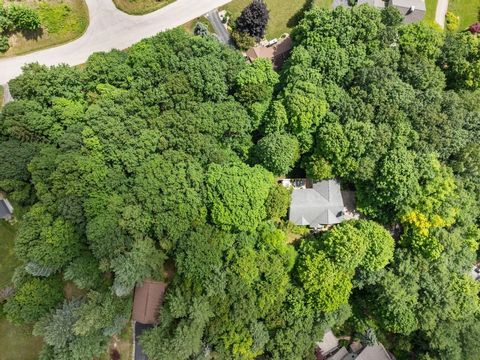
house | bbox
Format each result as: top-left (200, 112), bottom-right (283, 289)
top-left (245, 36), bottom-right (293, 69)
top-left (132, 280), bottom-right (167, 360)
top-left (0, 198), bottom-right (13, 221)
top-left (287, 179), bottom-right (345, 228)
top-left (317, 330), bottom-right (395, 360)
top-left (334, 0), bottom-right (425, 23)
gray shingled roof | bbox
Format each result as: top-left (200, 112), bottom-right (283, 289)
top-left (357, 0), bottom-right (386, 8)
top-left (289, 180), bottom-right (344, 227)
top-left (0, 199), bottom-right (13, 220)
top-left (389, 0), bottom-right (426, 23)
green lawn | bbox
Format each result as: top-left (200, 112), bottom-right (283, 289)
top-left (0, 220), bottom-right (19, 289)
top-left (0, 313), bottom-right (43, 360)
top-left (0, 217), bottom-right (43, 360)
top-left (424, 0), bottom-right (438, 23)
top-left (448, 0), bottom-right (480, 30)
top-left (0, 0), bottom-right (89, 58)
top-left (223, 0), bottom-right (332, 39)
top-left (112, 0), bottom-right (175, 15)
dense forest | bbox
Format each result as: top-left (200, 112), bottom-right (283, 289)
top-left (0, 4), bottom-right (479, 360)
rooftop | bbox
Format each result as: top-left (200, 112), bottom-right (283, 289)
top-left (0, 199), bottom-right (13, 220)
top-left (132, 280), bottom-right (166, 325)
top-left (289, 179), bottom-right (345, 227)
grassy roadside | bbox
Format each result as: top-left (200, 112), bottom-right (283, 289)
top-left (112, 0), bottom-right (175, 15)
top-left (182, 17), bottom-right (213, 34)
top-left (222, 0), bottom-right (332, 39)
top-left (0, 0), bottom-right (89, 58)
top-left (448, 0), bottom-right (480, 30)
top-left (0, 86), bottom-right (4, 109)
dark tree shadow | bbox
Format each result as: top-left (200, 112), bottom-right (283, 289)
top-left (21, 28), bottom-right (44, 41)
top-left (287, 0), bottom-right (314, 28)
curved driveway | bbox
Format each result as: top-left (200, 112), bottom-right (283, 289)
top-left (0, 0), bottom-right (231, 84)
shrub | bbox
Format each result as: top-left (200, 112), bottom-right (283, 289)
top-left (445, 11), bottom-right (459, 32)
top-left (0, 34), bottom-right (9, 52)
top-left (193, 22), bottom-right (209, 37)
top-left (232, 30), bottom-right (255, 50)
top-left (6, 5), bottom-right (41, 31)
top-left (0, 10), bottom-right (14, 33)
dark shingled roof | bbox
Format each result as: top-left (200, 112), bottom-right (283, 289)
top-left (0, 199), bottom-right (13, 220)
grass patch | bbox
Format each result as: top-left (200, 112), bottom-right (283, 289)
top-left (0, 313), bottom-right (43, 360)
top-left (182, 17), bottom-right (213, 35)
top-left (222, 0), bottom-right (332, 39)
top-left (448, 0), bottom-right (480, 30)
top-left (0, 206), bottom-right (43, 360)
top-left (0, 86), bottom-right (4, 109)
top-left (0, 0), bottom-right (88, 58)
top-left (112, 0), bottom-right (175, 15)
top-left (0, 220), bottom-right (20, 289)
top-left (424, 0), bottom-right (438, 23)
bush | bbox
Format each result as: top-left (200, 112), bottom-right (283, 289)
top-left (445, 11), bottom-right (459, 32)
top-left (193, 22), bottom-right (209, 37)
top-left (0, 34), bottom-right (9, 52)
top-left (6, 5), bottom-right (41, 31)
top-left (0, 10), bottom-right (14, 33)
top-left (232, 30), bottom-right (256, 50)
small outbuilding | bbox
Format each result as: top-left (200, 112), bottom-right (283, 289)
top-left (0, 198), bottom-right (13, 221)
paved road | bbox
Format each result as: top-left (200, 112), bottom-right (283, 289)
top-left (206, 9), bottom-right (232, 45)
top-left (435, 0), bottom-right (448, 29)
top-left (0, 0), bottom-right (231, 84)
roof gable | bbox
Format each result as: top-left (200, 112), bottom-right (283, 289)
top-left (289, 180), bottom-right (344, 226)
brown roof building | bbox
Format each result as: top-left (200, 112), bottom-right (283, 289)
top-left (132, 280), bottom-right (167, 324)
top-left (246, 36), bottom-right (293, 69)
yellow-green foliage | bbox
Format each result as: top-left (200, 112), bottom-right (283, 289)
top-left (38, 2), bottom-right (83, 34)
top-left (445, 11), bottom-right (460, 31)
top-left (400, 157), bottom-right (458, 259)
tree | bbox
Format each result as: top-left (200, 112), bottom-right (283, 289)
top-left (193, 22), bottom-right (209, 37)
top-left (63, 255), bottom-right (102, 290)
top-left (235, 58), bottom-right (278, 104)
top-left (235, 0), bottom-right (269, 40)
top-left (297, 246), bottom-right (353, 313)
top-left (254, 132), bottom-right (300, 175)
top-left (4, 276), bottom-right (64, 324)
top-left (111, 238), bottom-right (165, 297)
top-left (206, 162), bottom-right (274, 231)
top-left (265, 184), bottom-right (291, 221)
top-left (398, 22), bottom-right (444, 59)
